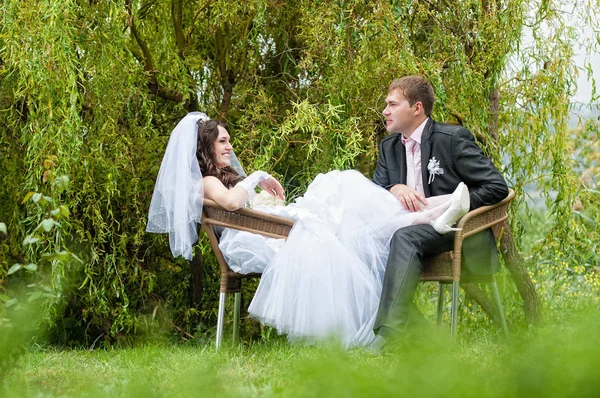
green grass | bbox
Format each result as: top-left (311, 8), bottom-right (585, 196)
top-left (3, 311), bottom-right (600, 397)
top-left (2, 205), bottom-right (599, 397)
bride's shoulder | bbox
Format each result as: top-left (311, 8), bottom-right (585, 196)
top-left (203, 175), bottom-right (226, 189)
top-left (203, 175), bottom-right (221, 182)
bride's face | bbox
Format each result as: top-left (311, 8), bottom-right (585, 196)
top-left (213, 126), bottom-right (233, 168)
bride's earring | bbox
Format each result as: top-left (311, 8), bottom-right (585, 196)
top-left (430, 182), bottom-right (470, 234)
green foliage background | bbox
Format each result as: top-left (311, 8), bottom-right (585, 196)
top-left (0, 0), bottom-right (598, 346)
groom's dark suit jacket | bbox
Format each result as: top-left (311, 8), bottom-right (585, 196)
top-left (373, 119), bottom-right (508, 274)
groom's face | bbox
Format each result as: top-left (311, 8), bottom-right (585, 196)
top-left (383, 90), bottom-right (421, 137)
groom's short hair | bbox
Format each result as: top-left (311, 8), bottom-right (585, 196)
top-left (388, 76), bottom-right (434, 116)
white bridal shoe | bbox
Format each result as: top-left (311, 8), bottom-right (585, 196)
top-left (430, 182), bottom-right (470, 234)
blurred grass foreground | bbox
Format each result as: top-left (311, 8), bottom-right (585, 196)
top-left (2, 308), bottom-right (600, 397)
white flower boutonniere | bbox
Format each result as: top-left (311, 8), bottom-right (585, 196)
top-left (427, 157), bottom-right (444, 184)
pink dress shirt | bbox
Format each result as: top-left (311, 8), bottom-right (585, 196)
top-left (401, 118), bottom-right (429, 196)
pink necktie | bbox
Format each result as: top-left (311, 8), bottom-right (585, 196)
top-left (404, 139), bottom-right (418, 191)
top-left (406, 139), bottom-right (417, 155)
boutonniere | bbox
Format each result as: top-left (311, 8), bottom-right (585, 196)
top-left (427, 157), bottom-right (444, 184)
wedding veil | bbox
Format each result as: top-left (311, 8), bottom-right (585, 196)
top-left (146, 112), bottom-right (207, 260)
top-left (146, 112), bottom-right (246, 260)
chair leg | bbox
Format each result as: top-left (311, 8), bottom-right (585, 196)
top-left (450, 281), bottom-right (459, 340)
top-left (216, 292), bottom-right (226, 349)
top-left (233, 292), bottom-right (241, 344)
top-left (491, 281), bottom-right (509, 336)
top-left (436, 283), bottom-right (445, 326)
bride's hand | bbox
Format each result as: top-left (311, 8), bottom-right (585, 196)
top-left (258, 177), bottom-right (285, 200)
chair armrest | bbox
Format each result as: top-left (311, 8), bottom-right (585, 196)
top-left (456, 188), bottom-right (516, 240)
top-left (202, 198), bottom-right (295, 239)
top-left (449, 189), bottom-right (515, 278)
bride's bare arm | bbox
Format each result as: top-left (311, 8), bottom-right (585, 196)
top-left (203, 176), bottom-right (249, 211)
top-left (203, 174), bottom-right (285, 211)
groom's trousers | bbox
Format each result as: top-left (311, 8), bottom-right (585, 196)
top-left (374, 224), bottom-right (454, 336)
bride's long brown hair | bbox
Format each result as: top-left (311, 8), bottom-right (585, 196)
top-left (196, 119), bottom-right (244, 188)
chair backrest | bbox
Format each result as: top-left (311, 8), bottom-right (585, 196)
top-left (201, 199), bottom-right (294, 239)
top-left (200, 199), bottom-right (296, 292)
top-left (422, 188), bottom-right (516, 283)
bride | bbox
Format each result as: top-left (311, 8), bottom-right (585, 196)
top-left (147, 112), bottom-right (470, 347)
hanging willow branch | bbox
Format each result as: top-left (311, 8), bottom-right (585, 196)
top-left (125, 0), bottom-right (184, 103)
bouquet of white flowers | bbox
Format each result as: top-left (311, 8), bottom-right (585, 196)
top-left (249, 190), bottom-right (285, 208)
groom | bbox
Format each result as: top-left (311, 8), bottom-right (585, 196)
top-left (371, 76), bottom-right (508, 346)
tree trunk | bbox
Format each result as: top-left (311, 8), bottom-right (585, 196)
top-left (219, 79), bottom-right (234, 121)
top-left (189, 252), bottom-right (204, 309)
top-left (487, 88), bottom-right (500, 141)
top-left (461, 283), bottom-right (504, 327)
top-left (500, 221), bottom-right (543, 324)
top-left (461, 229), bottom-right (542, 327)
top-left (460, 84), bottom-right (542, 326)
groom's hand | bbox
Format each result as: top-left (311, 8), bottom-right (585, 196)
top-left (390, 184), bottom-right (427, 212)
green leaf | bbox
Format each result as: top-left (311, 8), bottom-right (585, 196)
top-left (28, 291), bottom-right (42, 302)
top-left (31, 193), bottom-right (42, 203)
top-left (54, 250), bottom-right (70, 261)
top-left (50, 208), bottom-right (61, 216)
top-left (23, 235), bottom-right (41, 245)
top-left (39, 218), bottom-right (57, 232)
top-left (42, 250), bottom-right (71, 262)
top-left (5, 299), bottom-right (18, 307)
top-left (7, 263), bottom-right (22, 275)
top-left (56, 175), bottom-right (70, 190)
top-left (59, 205), bottom-right (70, 218)
top-left (24, 263), bottom-right (38, 271)
top-left (0, 222), bottom-right (6, 234)
top-left (21, 191), bottom-right (35, 204)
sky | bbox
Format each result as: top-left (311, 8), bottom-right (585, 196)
top-left (518, 4), bottom-right (599, 105)
top-left (572, 26), bottom-right (599, 104)
top-left (565, 4), bottom-right (599, 104)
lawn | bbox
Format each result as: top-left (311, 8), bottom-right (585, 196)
top-left (3, 310), bottom-right (600, 397)
top-left (2, 207), bottom-right (599, 398)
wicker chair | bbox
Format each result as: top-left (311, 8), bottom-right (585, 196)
top-left (201, 199), bottom-right (294, 348)
top-left (421, 188), bottom-right (515, 338)
top-left (201, 189), bottom-right (515, 347)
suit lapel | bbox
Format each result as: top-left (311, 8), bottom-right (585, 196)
top-left (394, 137), bottom-right (408, 184)
top-left (420, 119), bottom-right (433, 197)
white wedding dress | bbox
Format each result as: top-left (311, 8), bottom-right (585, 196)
top-left (218, 170), bottom-right (417, 347)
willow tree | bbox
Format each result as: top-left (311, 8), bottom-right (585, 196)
top-left (249, 0), bottom-right (599, 325)
top-left (1, 0), bottom-right (598, 344)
